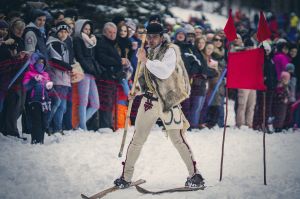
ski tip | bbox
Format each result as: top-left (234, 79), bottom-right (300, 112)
top-left (81, 194), bottom-right (90, 199)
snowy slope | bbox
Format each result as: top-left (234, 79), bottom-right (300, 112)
top-left (1, 109), bottom-right (300, 199)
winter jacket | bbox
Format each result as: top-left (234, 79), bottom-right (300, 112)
top-left (0, 43), bottom-right (27, 93)
top-left (208, 48), bottom-right (226, 106)
top-left (174, 41), bottom-right (203, 77)
top-left (273, 84), bottom-right (289, 128)
top-left (292, 56), bottom-right (300, 93)
top-left (96, 35), bottom-right (124, 80)
top-left (23, 63), bottom-right (51, 104)
top-left (64, 36), bottom-right (75, 65)
top-left (289, 76), bottom-right (297, 102)
top-left (190, 49), bottom-right (211, 97)
top-left (0, 42), bottom-right (12, 62)
top-left (129, 36), bottom-right (141, 73)
top-left (24, 22), bottom-right (48, 58)
top-left (46, 36), bottom-right (71, 87)
top-left (116, 36), bottom-right (133, 59)
top-left (275, 85), bottom-right (289, 104)
top-left (264, 56), bottom-right (278, 90)
top-left (10, 33), bottom-right (25, 53)
top-left (273, 52), bottom-right (291, 80)
top-left (73, 20), bottom-right (103, 77)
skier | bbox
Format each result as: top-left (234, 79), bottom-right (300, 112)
top-left (114, 23), bottom-right (205, 189)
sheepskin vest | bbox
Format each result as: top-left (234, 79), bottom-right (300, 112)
top-left (140, 42), bottom-right (191, 112)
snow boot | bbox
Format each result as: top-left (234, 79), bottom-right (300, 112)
top-left (185, 173), bottom-right (205, 188)
top-left (114, 177), bottom-right (131, 189)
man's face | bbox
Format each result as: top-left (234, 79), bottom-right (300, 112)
top-left (35, 16), bottom-right (46, 28)
top-left (57, 30), bottom-right (68, 41)
top-left (195, 28), bottom-right (202, 37)
top-left (105, 26), bottom-right (117, 41)
top-left (146, 34), bottom-right (162, 49)
top-left (186, 33), bottom-right (195, 44)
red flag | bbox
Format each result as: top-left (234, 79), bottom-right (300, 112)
top-left (224, 9), bottom-right (237, 42)
top-left (227, 48), bottom-right (266, 90)
top-left (257, 11), bottom-right (271, 42)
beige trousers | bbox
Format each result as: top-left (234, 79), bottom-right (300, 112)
top-left (236, 89), bottom-right (257, 127)
top-left (122, 96), bottom-right (199, 181)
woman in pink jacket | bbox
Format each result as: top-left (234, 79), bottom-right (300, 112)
top-left (273, 41), bottom-right (291, 80)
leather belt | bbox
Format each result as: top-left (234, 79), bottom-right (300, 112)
top-left (143, 92), bottom-right (158, 101)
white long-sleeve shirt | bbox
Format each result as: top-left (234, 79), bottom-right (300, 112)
top-left (145, 47), bottom-right (176, 79)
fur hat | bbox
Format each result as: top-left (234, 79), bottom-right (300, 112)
top-left (280, 71), bottom-right (290, 81)
top-left (286, 63), bottom-right (295, 73)
top-left (146, 23), bottom-right (164, 35)
top-left (148, 14), bottom-right (161, 24)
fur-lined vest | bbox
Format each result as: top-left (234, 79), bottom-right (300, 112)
top-left (139, 42), bottom-right (191, 112)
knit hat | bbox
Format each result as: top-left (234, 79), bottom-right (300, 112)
top-left (184, 24), bottom-right (195, 34)
top-left (286, 63), bottom-right (295, 73)
top-left (56, 21), bottom-right (70, 34)
top-left (31, 9), bottom-right (46, 22)
top-left (280, 71), bottom-right (291, 81)
top-left (126, 19), bottom-right (136, 31)
top-left (0, 19), bottom-right (9, 29)
top-left (174, 27), bottom-right (186, 38)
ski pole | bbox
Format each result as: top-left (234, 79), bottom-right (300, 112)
top-left (207, 68), bottom-right (227, 106)
top-left (118, 31), bottom-right (147, 158)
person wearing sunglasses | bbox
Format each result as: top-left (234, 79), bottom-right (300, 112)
top-left (208, 34), bottom-right (226, 128)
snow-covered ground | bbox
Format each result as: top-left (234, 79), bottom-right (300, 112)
top-left (1, 98), bottom-right (300, 199)
top-left (1, 6), bottom-right (300, 199)
top-left (169, 7), bottom-right (227, 30)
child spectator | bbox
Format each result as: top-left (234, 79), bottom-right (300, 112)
top-left (116, 64), bottom-right (133, 129)
top-left (284, 63), bottom-right (297, 129)
top-left (23, 53), bottom-right (53, 143)
top-left (273, 71), bottom-right (290, 132)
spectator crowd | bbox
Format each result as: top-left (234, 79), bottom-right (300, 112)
top-left (0, 5), bottom-right (300, 144)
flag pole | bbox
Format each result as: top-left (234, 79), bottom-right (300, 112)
top-left (219, 87), bottom-right (228, 181)
top-left (262, 91), bottom-right (267, 185)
